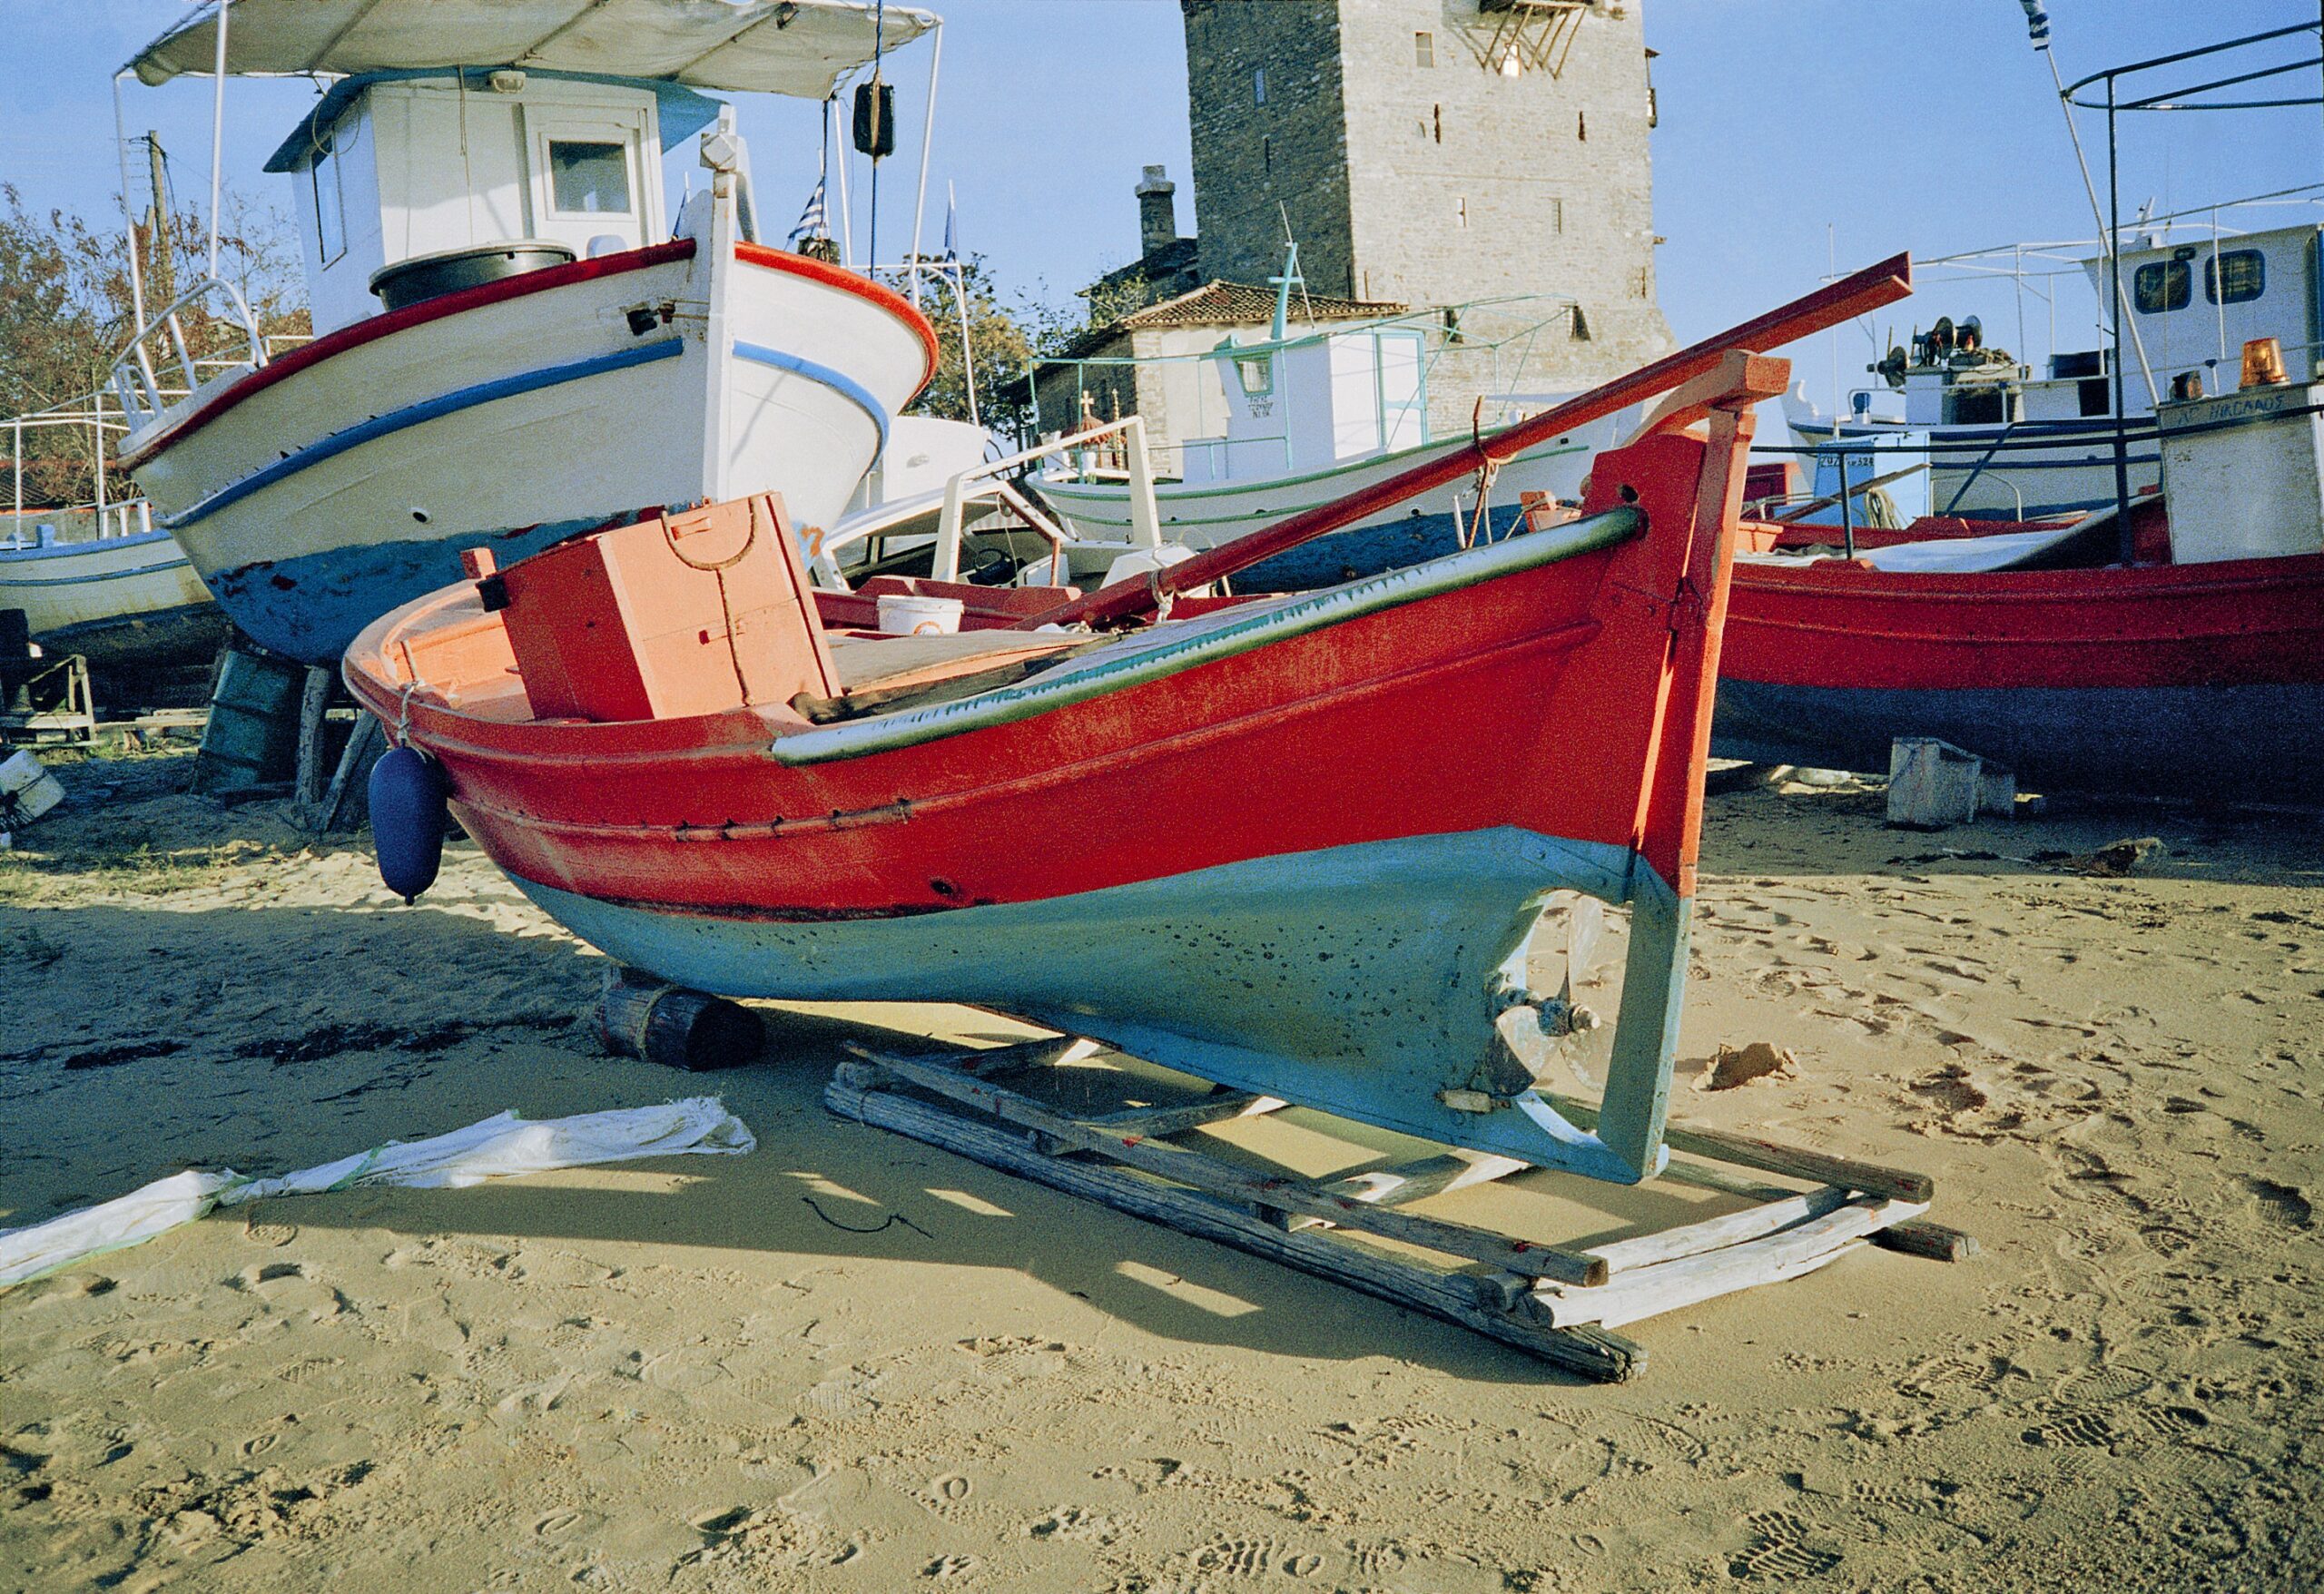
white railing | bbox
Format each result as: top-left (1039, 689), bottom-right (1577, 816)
top-left (108, 275), bottom-right (269, 428)
top-left (929, 415), bottom-right (1160, 583)
top-left (5, 396), bottom-right (161, 542)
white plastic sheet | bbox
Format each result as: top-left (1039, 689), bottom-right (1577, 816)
top-left (0, 1097), bottom-right (754, 1288)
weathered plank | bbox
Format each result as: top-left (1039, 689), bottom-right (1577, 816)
top-left (826, 1067), bottom-right (1643, 1381)
top-left (852, 1049), bottom-right (1610, 1287)
top-left (1533, 1197), bottom-right (1930, 1329)
top-left (1583, 1184), bottom-right (1856, 1274)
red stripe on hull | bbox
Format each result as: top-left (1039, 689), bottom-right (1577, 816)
top-left (1723, 550), bottom-right (2324, 692)
top-left (733, 242), bottom-right (940, 389)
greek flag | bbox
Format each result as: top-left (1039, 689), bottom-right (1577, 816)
top-left (2018, 0), bottom-right (2050, 49)
top-left (941, 181), bottom-right (958, 261)
top-left (791, 176), bottom-right (828, 243)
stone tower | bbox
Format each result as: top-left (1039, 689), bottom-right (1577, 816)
top-left (1179, 0), bottom-right (1673, 396)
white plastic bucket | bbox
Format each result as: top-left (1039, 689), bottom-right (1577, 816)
top-left (875, 594), bottom-right (965, 636)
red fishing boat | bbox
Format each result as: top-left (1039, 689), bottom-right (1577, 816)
top-left (1718, 365), bottom-right (2324, 804)
top-left (344, 264), bottom-right (1911, 1193)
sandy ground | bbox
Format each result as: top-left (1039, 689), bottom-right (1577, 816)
top-left (2, 745), bottom-right (2319, 1592)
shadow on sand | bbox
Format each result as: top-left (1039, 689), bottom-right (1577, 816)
top-left (0, 896), bottom-right (1742, 1386)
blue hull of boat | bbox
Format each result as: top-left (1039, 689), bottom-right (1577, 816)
top-left (202, 512), bottom-right (620, 665)
top-left (1715, 679), bottom-right (2324, 803)
top-left (508, 825), bottom-right (1685, 1184)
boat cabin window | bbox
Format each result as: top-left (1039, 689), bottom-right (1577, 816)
top-left (1945, 385), bottom-right (2014, 426)
top-left (547, 140), bottom-right (634, 217)
top-left (1233, 350), bottom-right (1273, 397)
top-left (311, 135), bottom-right (346, 266)
top-left (2134, 260), bottom-right (2191, 314)
top-left (2205, 249), bottom-right (2265, 306)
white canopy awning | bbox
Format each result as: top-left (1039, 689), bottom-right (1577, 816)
top-left (128, 0), bottom-right (937, 98)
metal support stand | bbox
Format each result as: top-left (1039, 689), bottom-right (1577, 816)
top-left (826, 1033), bottom-right (1965, 1382)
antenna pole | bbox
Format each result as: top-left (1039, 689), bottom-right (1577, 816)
top-left (207, 0), bottom-right (229, 281)
top-left (2106, 74), bottom-right (2131, 556)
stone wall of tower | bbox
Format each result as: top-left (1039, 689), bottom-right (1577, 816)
top-left (1181, 0), bottom-right (1675, 409)
top-left (1181, 2), bottom-right (1353, 294)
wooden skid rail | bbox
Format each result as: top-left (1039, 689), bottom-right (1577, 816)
top-left (827, 1042), bottom-right (1960, 1382)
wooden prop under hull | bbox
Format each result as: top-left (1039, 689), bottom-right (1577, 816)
top-left (823, 1036), bottom-right (1958, 1380)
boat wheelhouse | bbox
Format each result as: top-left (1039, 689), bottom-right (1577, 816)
top-left (1786, 221), bottom-right (2323, 522)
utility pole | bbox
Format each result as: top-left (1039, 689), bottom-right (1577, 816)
top-left (145, 133), bottom-right (175, 307)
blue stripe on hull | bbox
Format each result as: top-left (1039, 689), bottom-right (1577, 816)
top-left (507, 827), bottom-right (1681, 1184)
top-left (161, 338), bottom-right (686, 534)
top-left (1233, 502), bottom-right (1528, 592)
top-left (732, 339), bottom-right (891, 455)
top-left (204, 512), bottom-right (625, 664)
top-left (1715, 679), bottom-right (2324, 802)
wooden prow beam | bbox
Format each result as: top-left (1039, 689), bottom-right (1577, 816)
top-left (1017, 251), bottom-right (1915, 632)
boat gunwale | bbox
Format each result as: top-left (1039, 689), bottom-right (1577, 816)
top-left (344, 504), bottom-right (1644, 768)
top-left (0, 528), bottom-right (184, 565)
top-left (1730, 546), bottom-right (2324, 603)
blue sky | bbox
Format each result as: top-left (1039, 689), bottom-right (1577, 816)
top-left (7, 1), bottom-right (2320, 411)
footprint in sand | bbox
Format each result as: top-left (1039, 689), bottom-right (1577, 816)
top-left (16, 1273), bottom-right (114, 1309)
top-left (2020, 1402), bottom-right (2205, 1449)
top-left (2053, 1365), bottom-right (2156, 1406)
top-left (1189, 1537), bottom-right (1319, 1578)
top-left (2242, 1177), bottom-right (2314, 1232)
top-left (1024, 1507), bottom-right (1120, 1544)
top-left (1729, 1510), bottom-right (1842, 1581)
top-left (922, 1472), bottom-right (978, 1520)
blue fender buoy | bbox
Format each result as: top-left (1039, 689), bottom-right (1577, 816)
top-left (369, 744), bottom-right (448, 903)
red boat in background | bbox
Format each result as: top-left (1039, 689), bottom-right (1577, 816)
top-left (1717, 359), bottom-right (2324, 804)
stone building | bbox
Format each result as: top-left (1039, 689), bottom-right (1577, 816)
top-left (1178, 0), bottom-right (1674, 401)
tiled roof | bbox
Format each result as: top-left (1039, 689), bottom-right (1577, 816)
top-left (1116, 279), bottom-right (1405, 329)
top-left (1048, 279), bottom-right (1408, 363)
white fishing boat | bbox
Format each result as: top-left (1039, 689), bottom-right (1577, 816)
top-left (0, 521), bottom-right (225, 674)
top-left (108, 0), bottom-right (944, 665)
top-left (3, 402), bottom-right (225, 671)
top-left (1783, 224), bottom-right (2322, 523)
top-left (1029, 259), bottom-right (1630, 591)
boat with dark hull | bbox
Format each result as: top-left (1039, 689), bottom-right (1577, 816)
top-left (1719, 365), bottom-right (2324, 804)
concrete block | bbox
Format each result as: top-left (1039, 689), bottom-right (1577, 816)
top-left (0, 748), bottom-right (64, 827)
top-left (1886, 737), bottom-right (1982, 829)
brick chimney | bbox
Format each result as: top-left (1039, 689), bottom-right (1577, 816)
top-left (1135, 164), bottom-right (1178, 259)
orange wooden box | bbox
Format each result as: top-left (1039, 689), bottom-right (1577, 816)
top-left (479, 494), bottom-right (839, 723)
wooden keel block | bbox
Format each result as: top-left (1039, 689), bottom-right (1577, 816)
top-left (1869, 1218), bottom-right (1979, 1263)
top-left (597, 969), bottom-right (763, 1072)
